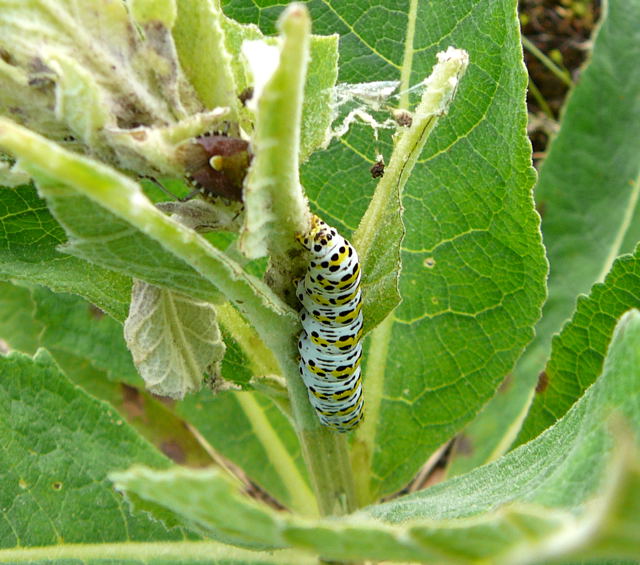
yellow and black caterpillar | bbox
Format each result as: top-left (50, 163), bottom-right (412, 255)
top-left (296, 215), bottom-right (364, 432)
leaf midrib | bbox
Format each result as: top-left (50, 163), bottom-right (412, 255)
top-left (356, 2), bottom-right (419, 503)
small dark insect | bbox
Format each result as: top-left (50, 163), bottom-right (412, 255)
top-left (370, 157), bottom-right (385, 179)
top-left (179, 134), bottom-right (252, 202)
top-left (238, 87), bottom-right (254, 106)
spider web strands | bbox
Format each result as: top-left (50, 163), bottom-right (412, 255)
top-left (329, 79), bottom-right (429, 140)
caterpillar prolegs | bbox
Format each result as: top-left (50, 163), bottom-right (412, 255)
top-left (296, 215), bottom-right (364, 432)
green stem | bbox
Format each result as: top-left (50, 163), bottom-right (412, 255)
top-left (527, 75), bottom-right (555, 119)
top-left (354, 47), bottom-right (469, 258)
top-left (352, 48), bottom-right (469, 504)
top-left (240, 4), bottom-right (358, 516)
top-left (278, 339), bottom-right (357, 516)
top-left (522, 35), bottom-right (573, 88)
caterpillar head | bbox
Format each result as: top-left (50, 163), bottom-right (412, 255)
top-left (297, 215), bottom-right (337, 255)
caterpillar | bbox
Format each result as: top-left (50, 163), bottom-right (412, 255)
top-left (296, 215), bottom-right (364, 432)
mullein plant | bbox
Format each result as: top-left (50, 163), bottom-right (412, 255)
top-left (0, 1), bottom-right (639, 564)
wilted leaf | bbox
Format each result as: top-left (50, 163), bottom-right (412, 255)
top-left (124, 280), bottom-right (226, 399)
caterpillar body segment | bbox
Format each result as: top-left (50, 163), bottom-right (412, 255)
top-left (295, 215), bottom-right (365, 432)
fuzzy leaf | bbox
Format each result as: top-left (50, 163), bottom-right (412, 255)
top-left (239, 6), bottom-right (312, 262)
top-left (113, 309), bottom-right (640, 563)
top-left (509, 0), bottom-right (640, 446)
top-left (254, 0), bottom-right (547, 502)
top-left (518, 246), bottom-right (640, 444)
top-left (0, 350), bottom-right (183, 549)
top-left (172, 0), bottom-right (239, 112)
top-left (0, 120), bottom-right (299, 352)
top-left (124, 280), bottom-right (226, 399)
top-left (0, 352), bottom-right (313, 562)
top-left (0, 0), bottom-right (200, 140)
top-left (219, 15), bottom-right (339, 162)
top-left (447, 0), bottom-right (640, 474)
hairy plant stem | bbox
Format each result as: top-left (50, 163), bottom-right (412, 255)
top-left (240, 3), bottom-right (358, 516)
top-left (278, 340), bottom-right (357, 516)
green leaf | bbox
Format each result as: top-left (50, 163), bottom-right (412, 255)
top-left (239, 5), bottom-right (312, 263)
top-left (219, 14), bottom-right (339, 162)
top-left (111, 466), bottom-right (287, 549)
top-left (448, 0), bottom-right (640, 476)
top-left (288, 0), bottom-right (546, 502)
top-left (0, 185), bottom-right (132, 321)
top-left (124, 280), bottom-right (226, 398)
top-left (172, 0), bottom-right (239, 112)
top-left (518, 246), bottom-right (640, 445)
top-left (0, 349), bottom-right (183, 551)
top-left (0, 120), bottom-right (299, 344)
top-left (0, 280), bottom-right (42, 354)
top-left (0, 279), bottom-right (216, 467)
top-left (29, 283), bottom-right (139, 384)
top-left (298, 35), bottom-right (338, 162)
top-left (353, 46), bottom-right (469, 334)
top-left (113, 310), bottom-right (640, 563)
top-left (445, 370), bottom-right (533, 478)
top-left (508, 0), bottom-right (640, 446)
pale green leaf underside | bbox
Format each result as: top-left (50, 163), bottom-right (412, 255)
top-left (0, 542), bottom-right (315, 565)
top-left (113, 309), bottom-right (640, 563)
top-left (173, 0), bottom-right (240, 114)
top-left (239, 7), bottom-right (312, 261)
top-left (124, 280), bottom-right (226, 399)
